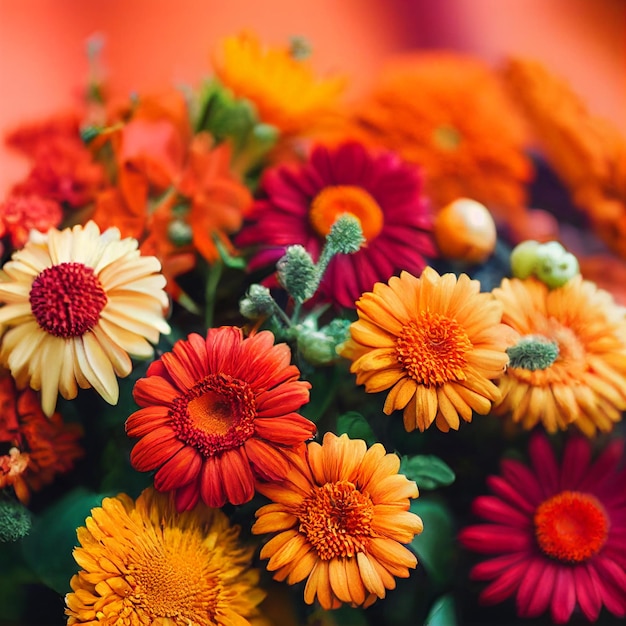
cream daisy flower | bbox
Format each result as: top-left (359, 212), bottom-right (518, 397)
top-left (0, 221), bottom-right (171, 416)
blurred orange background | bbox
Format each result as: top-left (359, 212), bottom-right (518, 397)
top-left (1, 0), bottom-right (624, 196)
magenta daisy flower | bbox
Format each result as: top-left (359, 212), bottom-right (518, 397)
top-left (459, 432), bottom-right (626, 624)
top-left (236, 141), bottom-right (436, 308)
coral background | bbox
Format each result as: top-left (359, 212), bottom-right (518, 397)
top-left (0, 0), bottom-right (624, 196)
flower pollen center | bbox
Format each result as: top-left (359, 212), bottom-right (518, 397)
top-left (29, 262), bottom-right (107, 338)
top-left (298, 480), bottom-right (374, 560)
top-left (534, 491), bottom-right (609, 563)
top-left (309, 185), bottom-right (384, 242)
top-left (170, 373), bottom-right (256, 457)
top-left (128, 528), bottom-right (220, 619)
top-left (396, 312), bottom-right (472, 385)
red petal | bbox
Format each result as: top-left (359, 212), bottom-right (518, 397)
top-left (125, 406), bottom-right (170, 437)
top-left (550, 567), bottom-right (576, 624)
top-left (200, 455), bottom-right (226, 508)
top-left (154, 446), bottom-right (202, 492)
top-left (220, 447), bottom-right (255, 505)
top-left (458, 525), bottom-right (533, 554)
top-left (130, 427), bottom-right (182, 471)
top-left (254, 414), bottom-right (316, 445)
top-left (244, 438), bottom-right (291, 481)
top-left (472, 496), bottom-right (532, 528)
top-left (175, 479), bottom-right (200, 512)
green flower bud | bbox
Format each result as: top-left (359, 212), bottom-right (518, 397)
top-left (277, 245), bottom-right (319, 303)
top-left (239, 284), bottom-right (276, 319)
top-left (0, 500), bottom-right (32, 542)
top-left (534, 242), bottom-right (580, 288)
top-left (506, 335), bottom-right (559, 371)
top-left (167, 219), bottom-right (193, 247)
top-left (298, 330), bottom-right (337, 366)
top-left (289, 35), bottom-right (312, 60)
top-left (510, 240), bottom-right (541, 279)
top-left (325, 214), bottom-right (365, 255)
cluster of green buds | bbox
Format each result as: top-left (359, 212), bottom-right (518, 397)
top-left (240, 214), bottom-right (364, 366)
top-left (510, 240), bottom-right (580, 288)
top-left (0, 500), bottom-right (31, 543)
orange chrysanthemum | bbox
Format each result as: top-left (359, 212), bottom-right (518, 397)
top-left (212, 32), bottom-right (345, 137)
top-left (343, 53), bottom-right (532, 223)
top-left (252, 432), bottom-right (423, 610)
top-left (492, 276), bottom-right (626, 436)
top-left (126, 326), bottom-right (315, 511)
top-left (0, 372), bottom-right (83, 504)
top-left (503, 58), bottom-right (626, 259)
top-left (0, 221), bottom-right (170, 416)
top-left (66, 487), bottom-right (266, 625)
top-left (340, 267), bottom-right (515, 432)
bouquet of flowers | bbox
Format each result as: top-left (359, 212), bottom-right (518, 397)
top-left (1, 31), bottom-right (625, 626)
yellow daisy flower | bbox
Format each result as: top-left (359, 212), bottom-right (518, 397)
top-left (213, 31), bottom-right (345, 136)
top-left (0, 221), bottom-right (170, 416)
top-left (65, 487), bottom-right (266, 625)
top-left (340, 267), bottom-right (515, 432)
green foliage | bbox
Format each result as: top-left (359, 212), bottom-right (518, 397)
top-left (336, 411), bottom-right (377, 446)
top-left (400, 455), bottom-right (456, 490)
top-left (410, 498), bottom-right (456, 590)
top-left (424, 594), bottom-right (457, 626)
top-left (21, 488), bottom-right (114, 594)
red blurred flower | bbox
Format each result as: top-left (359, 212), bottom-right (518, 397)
top-left (126, 326), bottom-right (315, 511)
top-left (237, 141), bottom-right (436, 308)
top-left (459, 433), bottom-right (626, 623)
top-left (0, 193), bottom-right (63, 249)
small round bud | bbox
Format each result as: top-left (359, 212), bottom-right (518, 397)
top-left (167, 219), bottom-right (193, 247)
top-left (510, 240), bottom-right (541, 279)
top-left (534, 241), bottom-right (580, 288)
top-left (277, 245), bottom-right (319, 303)
top-left (239, 284), bottom-right (276, 319)
top-left (325, 214), bottom-right (364, 255)
top-left (0, 500), bottom-right (32, 542)
top-left (506, 335), bottom-right (559, 371)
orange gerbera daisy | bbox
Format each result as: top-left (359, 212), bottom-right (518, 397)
top-left (0, 221), bottom-right (170, 416)
top-left (212, 32), bottom-right (345, 137)
top-left (503, 58), bottom-right (626, 259)
top-left (126, 327), bottom-right (315, 511)
top-left (492, 276), bottom-right (626, 436)
top-left (340, 267), bottom-right (515, 432)
top-left (343, 52), bottom-right (532, 223)
top-left (66, 487), bottom-right (266, 625)
top-left (252, 432), bottom-right (423, 610)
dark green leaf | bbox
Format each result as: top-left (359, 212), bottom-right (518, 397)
top-left (336, 412), bottom-right (376, 446)
top-left (410, 498), bottom-right (456, 589)
top-left (400, 455), bottom-right (455, 490)
top-left (21, 488), bottom-right (114, 594)
top-left (424, 594), bottom-right (457, 626)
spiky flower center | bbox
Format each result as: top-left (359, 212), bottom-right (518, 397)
top-left (170, 373), bottom-right (256, 457)
top-left (29, 262), bottom-right (107, 337)
top-left (309, 185), bottom-right (384, 242)
top-left (534, 491), bottom-right (609, 563)
top-left (298, 480), bottom-right (374, 560)
top-left (396, 312), bottom-right (472, 385)
top-left (506, 335), bottom-right (559, 370)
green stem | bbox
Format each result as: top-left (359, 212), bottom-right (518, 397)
top-left (204, 259), bottom-right (224, 328)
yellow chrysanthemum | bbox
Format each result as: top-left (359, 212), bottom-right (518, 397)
top-left (213, 32), bottom-right (345, 136)
top-left (0, 221), bottom-right (170, 416)
top-left (65, 487), bottom-right (266, 625)
top-left (492, 276), bottom-right (626, 436)
top-left (340, 267), bottom-right (515, 432)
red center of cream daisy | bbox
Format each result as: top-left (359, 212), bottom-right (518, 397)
top-left (298, 480), bottom-right (374, 560)
top-left (29, 262), bottom-right (107, 338)
top-left (534, 491), bottom-right (609, 563)
top-left (396, 312), bottom-right (473, 385)
top-left (309, 185), bottom-right (384, 242)
top-left (170, 373), bottom-right (256, 457)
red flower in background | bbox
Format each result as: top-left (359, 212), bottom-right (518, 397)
top-left (0, 193), bottom-right (63, 249)
top-left (459, 433), bottom-right (626, 623)
top-left (126, 327), bottom-right (315, 511)
top-left (237, 141), bottom-right (436, 308)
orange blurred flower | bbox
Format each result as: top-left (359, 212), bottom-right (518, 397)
top-left (341, 53), bottom-right (532, 224)
top-left (503, 58), bottom-right (626, 259)
top-left (0, 193), bottom-right (63, 249)
top-left (213, 32), bottom-right (345, 138)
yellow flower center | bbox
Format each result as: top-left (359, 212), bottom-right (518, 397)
top-left (170, 373), bottom-right (256, 457)
top-left (396, 312), bottom-right (472, 385)
top-left (128, 527), bottom-right (221, 620)
top-left (298, 480), bottom-right (374, 560)
top-left (29, 262), bottom-right (108, 338)
top-left (534, 491), bottom-right (609, 563)
top-left (433, 124), bottom-right (462, 151)
top-left (309, 185), bottom-right (384, 242)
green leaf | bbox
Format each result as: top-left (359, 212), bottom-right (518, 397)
top-left (424, 594), bottom-right (457, 626)
top-left (0, 542), bottom-right (35, 620)
top-left (400, 455), bottom-right (455, 490)
top-left (336, 412), bottom-right (376, 446)
top-left (21, 488), bottom-right (114, 594)
top-left (410, 498), bottom-right (456, 589)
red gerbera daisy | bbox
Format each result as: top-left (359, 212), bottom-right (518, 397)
top-left (236, 141), bottom-right (436, 308)
top-left (126, 326), bottom-right (315, 511)
top-left (459, 432), bottom-right (626, 623)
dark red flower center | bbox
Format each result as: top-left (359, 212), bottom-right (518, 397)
top-left (309, 185), bottom-right (383, 242)
top-left (298, 480), bottom-right (374, 560)
top-left (29, 262), bottom-right (108, 338)
top-left (169, 373), bottom-right (256, 457)
top-left (534, 490), bottom-right (609, 563)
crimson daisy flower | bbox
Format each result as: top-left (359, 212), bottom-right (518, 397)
top-left (126, 326), bottom-right (315, 511)
top-left (459, 432), bottom-right (626, 623)
top-left (236, 141), bottom-right (436, 308)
